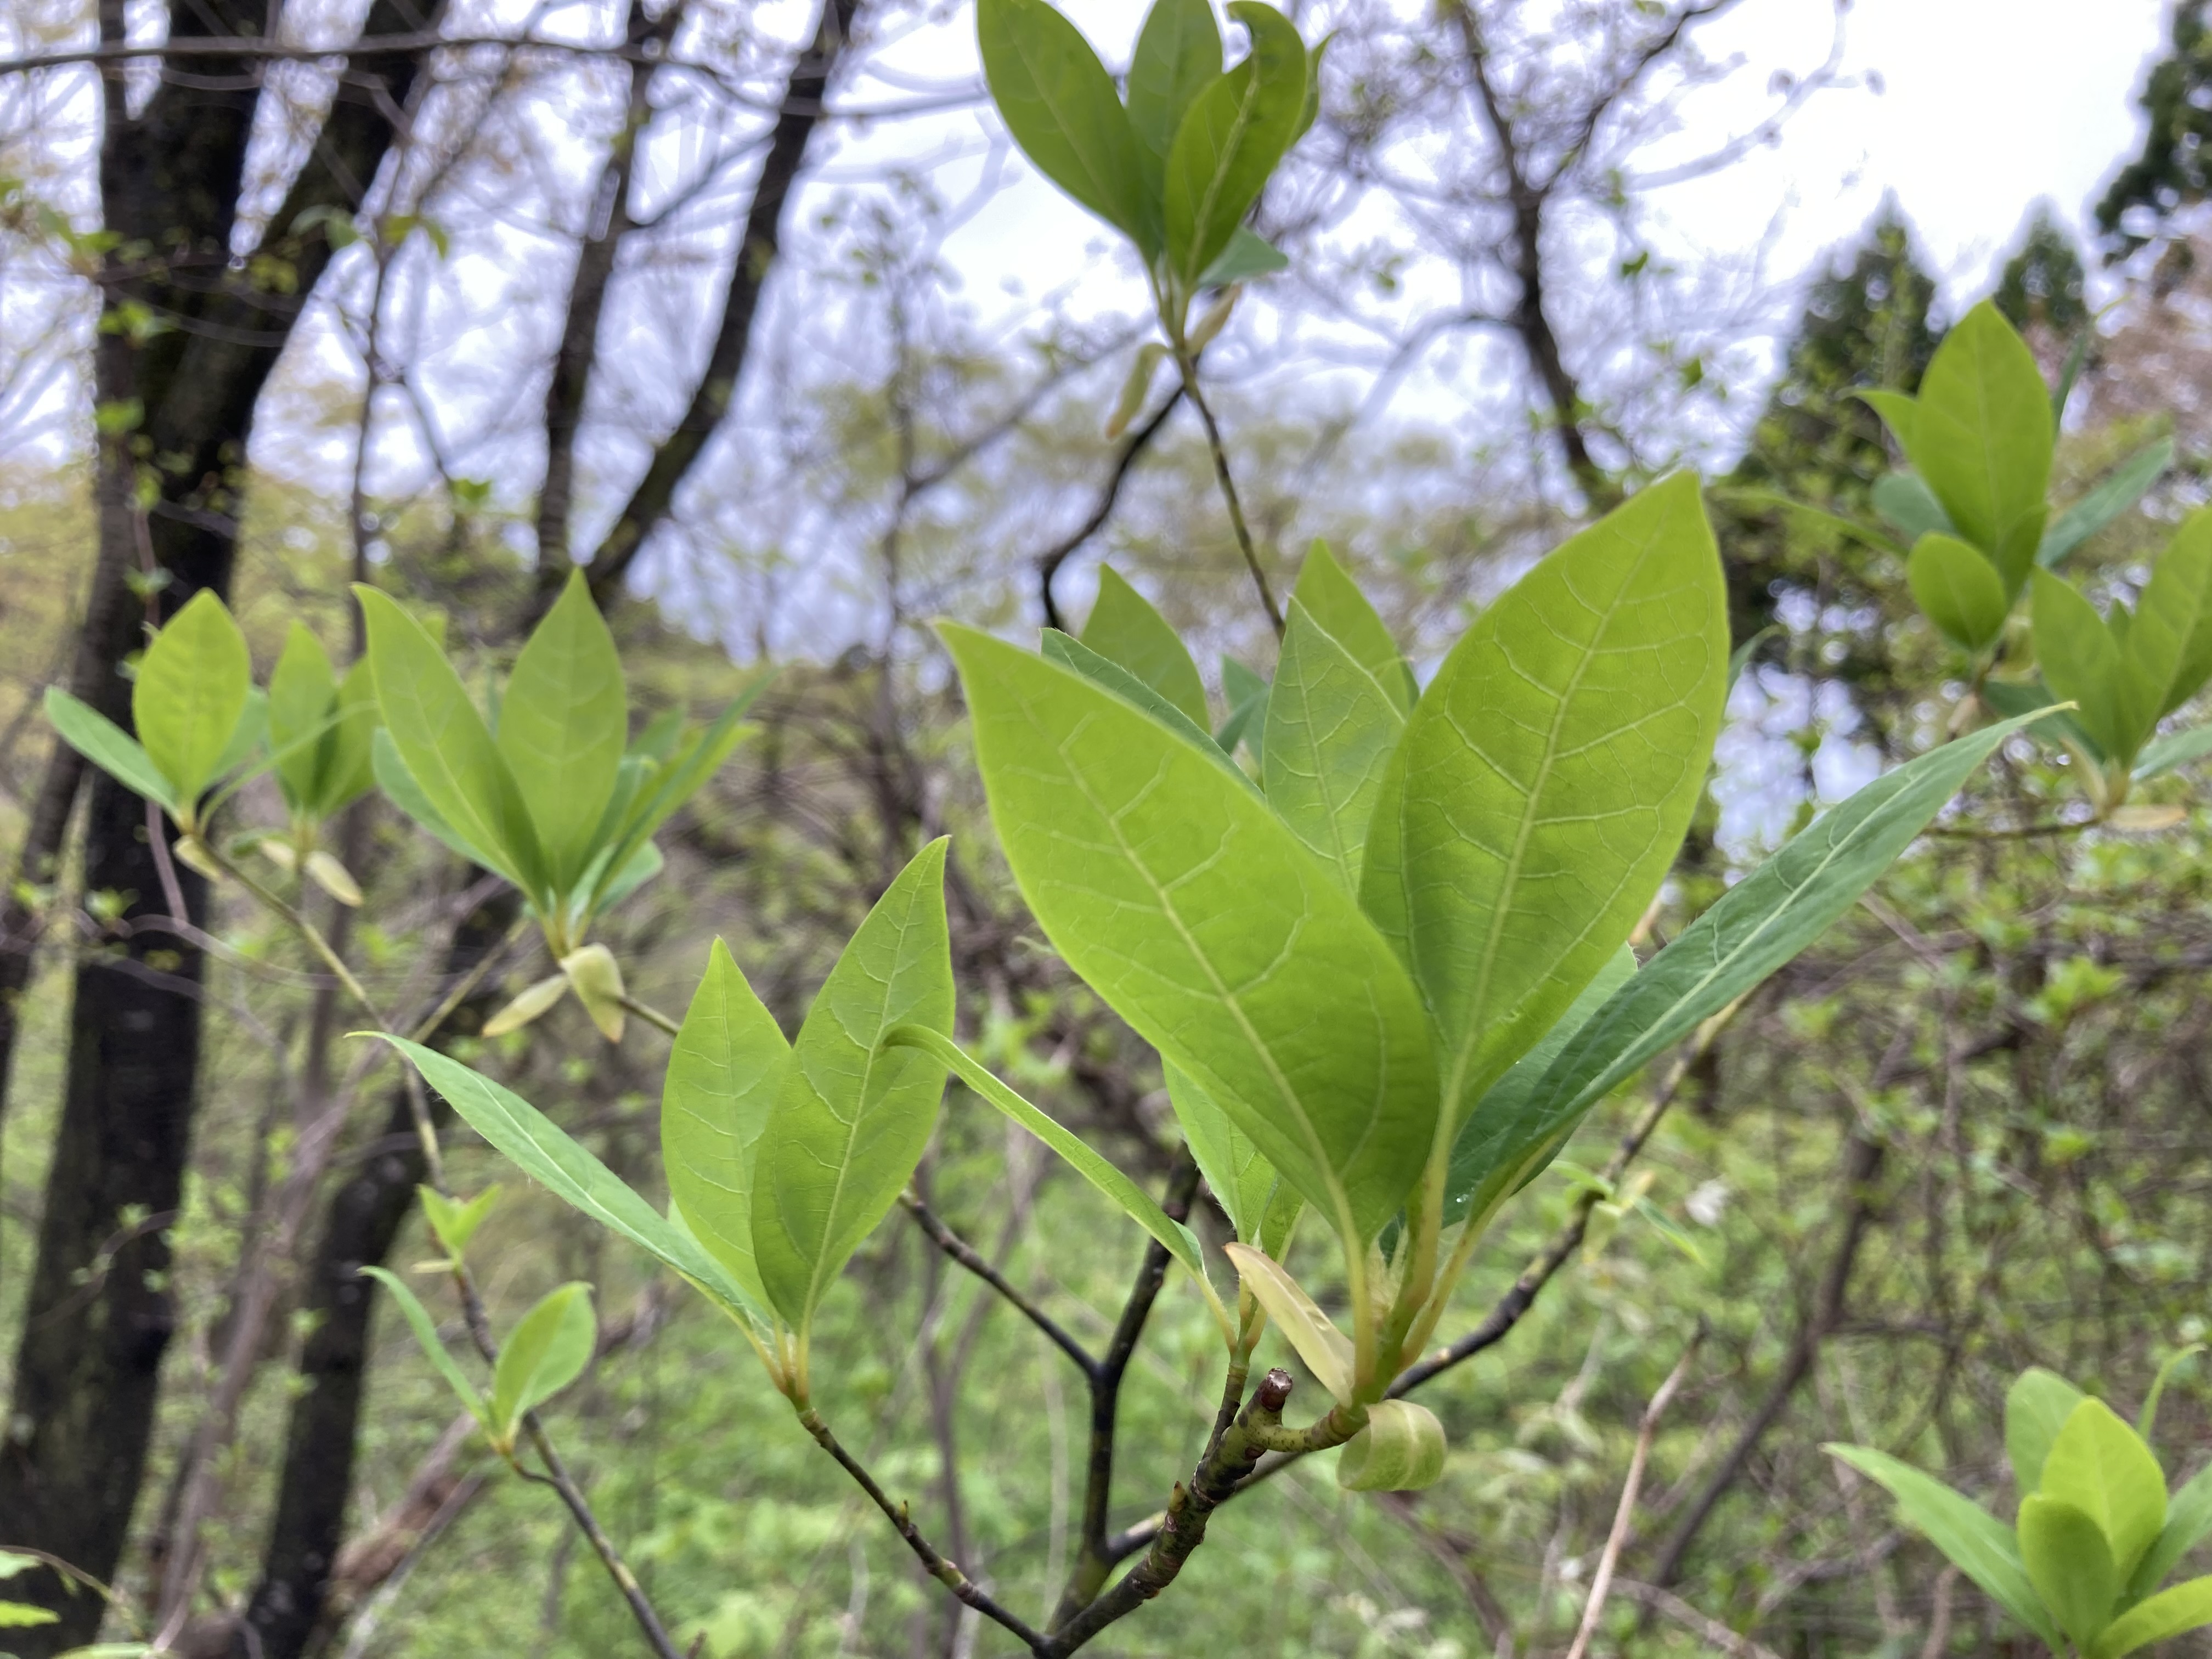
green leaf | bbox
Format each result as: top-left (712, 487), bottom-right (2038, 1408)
top-left (1442, 945), bottom-right (1634, 1227)
top-left (499, 570), bottom-right (628, 892)
top-left (751, 841), bottom-right (955, 1339)
top-left (1826, 1444), bottom-right (2062, 1649)
top-left (1491, 711), bottom-right (2044, 1224)
top-left (977, 0), bottom-right (1153, 251)
top-left (1165, 1058), bottom-right (1297, 1251)
top-left (2007, 1366), bottom-right (2087, 1494)
top-left (1909, 300), bottom-right (2053, 593)
top-left (589, 676), bottom-right (770, 914)
top-left (357, 586), bottom-right (548, 900)
top-left (1262, 596), bottom-right (1407, 896)
top-left (1983, 676), bottom-right (2104, 761)
top-left (319, 658), bottom-right (379, 814)
top-left (1126, 0), bottom-right (1221, 205)
top-left (488, 1282), bottom-right (596, 1442)
top-left (2021, 1492), bottom-right (2121, 1649)
top-left (268, 623), bottom-right (340, 814)
top-left (2041, 436), bottom-right (2174, 568)
top-left (889, 1025), bottom-right (1225, 1333)
top-left (1291, 541), bottom-right (1409, 713)
top-left (419, 1184), bottom-right (500, 1261)
top-left (2096, 1576), bottom-right (2212, 1659)
top-left (559, 943), bottom-right (627, 1043)
top-left (596, 838), bottom-right (664, 913)
top-left (1163, 1), bottom-right (1307, 285)
top-left (359, 1266), bottom-right (486, 1426)
top-left (2130, 510), bottom-right (2212, 721)
top-left (365, 1036), bottom-right (769, 1327)
top-left (2041, 1398), bottom-right (2168, 1581)
top-left (1367, 473), bottom-right (1725, 1154)
top-left (0, 1601), bottom-right (60, 1628)
top-left (133, 588), bottom-right (251, 810)
top-left (1871, 470), bottom-right (1956, 543)
top-left (1335, 1399), bottom-right (1446, 1492)
top-left (1858, 389), bottom-right (1920, 455)
top-left (662, 939), bottom-right (786, 1316)
top-left (44, 688), bottom-right (179, 813)
top-left (1908, 532), bottom-right (2012, 651)
top-left (2136, 721), bottom-right (2212, 780)
top-left (1215, 674), bottom-right (1269, 756)
top-left (1222, 1242), bottom-right (1353, 1402)
top-left (2033, 571), bottom-right (2131, 761)
top-left (1195, 225), bottom-right (1289, 287)
top-left (944, 625), bottom-right (1437, 1246)
top-left (371, 729), bottom-right (501, 871)
top-left (2140, 1347), bottom-right (2203, 1447)
top-left (1043, 630), bottom-right (1248, 785)
top-left (2129, 1464), bottom-right (2212, 1604)
top-left (1081, 566), bottom-right (1210, 727)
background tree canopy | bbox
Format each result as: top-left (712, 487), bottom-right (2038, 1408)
top-left (6, 1), bottom-right (2212, 1656)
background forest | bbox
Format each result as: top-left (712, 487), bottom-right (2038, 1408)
top-left (7, 0), bottom-right (2212, 1655)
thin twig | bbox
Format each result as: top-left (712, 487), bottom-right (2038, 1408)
top-left (1562, 1322), bottom-right (1706, 1659)
top-left (796, 1406), bottom-right (1051, 1653)
top-left (900, 1190), bottom-right (1099, 1378)
top-left (616, 992), bottom-right (682, 1037)
top-left (1172, 352), bottom-right (1282, 636)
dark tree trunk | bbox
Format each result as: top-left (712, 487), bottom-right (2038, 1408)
top-left (232, 894), bottom-right (515, 1659)
top-left (0, 1), bottom-right (424, 1641)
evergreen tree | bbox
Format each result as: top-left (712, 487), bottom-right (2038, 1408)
top-left (2095, 0), bottom-right (2212, 255)
top-left (1995, 205), bottom-right (2089, 334)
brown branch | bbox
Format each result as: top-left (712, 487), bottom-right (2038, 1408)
top-left (1648, 1131), bottom-right (1886, 1589)
top-left (573, 0), bottom-right (861, 614)
top-left (901, 1191), bottom-right (1099, 1379)
top-left (1035, 387), bottom-right (1183, 632)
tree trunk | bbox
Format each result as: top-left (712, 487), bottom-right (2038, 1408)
top-left (0, 3), bottom-right (424, 1641)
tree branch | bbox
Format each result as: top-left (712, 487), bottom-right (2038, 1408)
top-left (1036, 387), bottom-right (1183, 633)
top-left (900, 1191), bottom-right (1100, 1380)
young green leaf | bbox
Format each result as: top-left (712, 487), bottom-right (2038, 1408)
top-left (1290, 541), bottom-right (1409, 713)
top-left (2129, 1463), bottom-right (2212, 1604)
top-left (419, 1184), bottom-right (500, 1262)
top-left (2095, 1576), bottom-right (2212, 1659)
top-left (2020, 1492), bottom-right (2120, 1650)
top-left (268, 623), bottom-right (340, 814)
top-left (1262, 596), bottom-right (1407, 895)
top-left (1858, 390), bottom-right (1920, 456)
top-left (1215, 672), bottom-right (1269, 757)
top-left (1826, 1444), bottom-right (2062, 1649)
top-left (1983, 676), bottom-right (2105, 761)
top-left (1165, 1058), bottom-right (1297, 1250)
top-left (2041, 436), bottom-right (2175, 569)
top-left (2040, 1398), bottom-right (2167, 1581)
top-left (559, 943), bottom-right (627, 1043)
top-left (1909, 533), bottom-right (2012, 651)
top-left (1222, 1241), bottom-right (1353, 1402)
top-left (0, 1602), bottom-right (59, 1628)
top-left (2033, 571), bottom-right (2131, 760)
top-left (1041, 631), bottom-right (1248, 788)
top-left (944, 625), bottom-right (1437, 1245)
top-left (365, 1036), bottom-right (768, 1327)
top-left (586, 676), bottom-right (771, 913)
top-left (359, 1266), bottom-right (486, 1426)
top-left (1126, 0), bottom-right (1222, 203)
top-left (750, 840), bottom-right (955, 1338)
top-left (2126, 510), bottom-right (2212, 724)
top-left (482, 972), bottom-right (570, 1039)
top-left (2007, 1365), bottom-right (2086, 1494)
top-left (1871, 470), bottom-right (1955, 544)
top-left (488, 1282), bottom-right (596, 1443)
top-left (1442, 945), bottom-right (1634, 1227)
top-left (499, 571), bottom-right (628, 891)
top-left (319, 658), bottom-right (380, 814)
top-left (662, 939), bottom-right (786, 1317)
top-left (133, 588), bottom-right (252, 810)
top-left (1081, 566), bottom-right (1210, 727)
top-left (977, 0), bottom-right (1153, 251)
top-left (1194, 226), bottom-right (1290, 287)
top-left (2134, 722), bottom-right (2212, 780)
top-left (1491, 710), bottom-right (2046, 1221)
top-left (2141, 1346), bottom-right (2205, 1446)
top-left (1369, 472), bottom-right (1725, 1152)
top-left (44, 688), bottom-right (180, 814)
top-left (1163, 2), bottom-right (1307, 285)
top-left (889, 1024), bottom-right (1226, 1335)
top-left (357, 586), bottom-right (548, 899)
top-left (1336, 1398), bottom-right (1446, 1492)
top-left (1910, 301), bottom-right (2053, 592)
